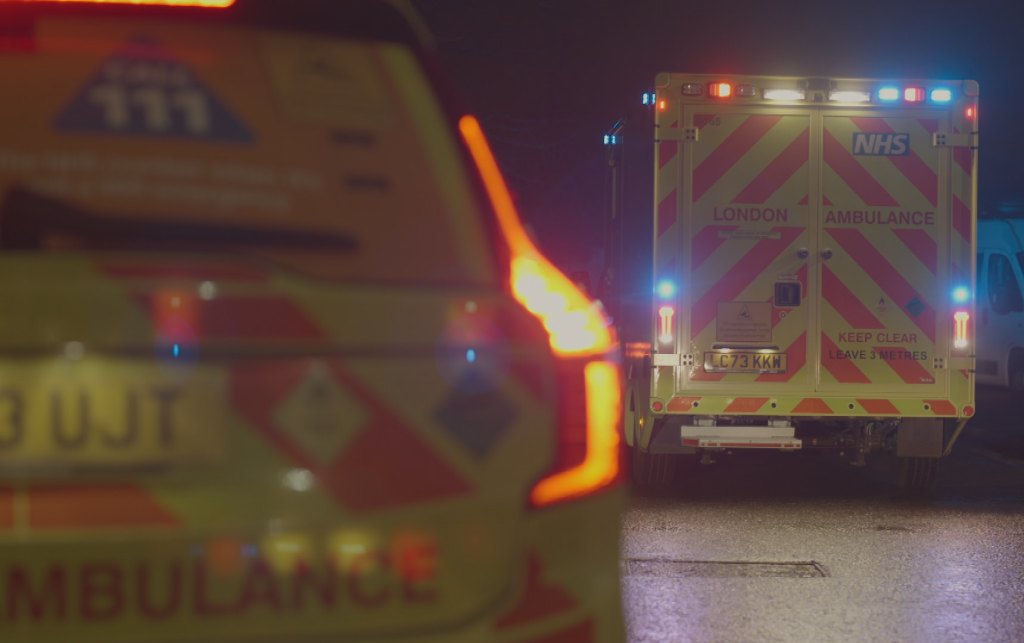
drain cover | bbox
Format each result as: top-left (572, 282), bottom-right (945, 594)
top-left (625, 559), bottom-right (827, 578)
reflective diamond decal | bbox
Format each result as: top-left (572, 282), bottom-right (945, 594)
top-left (273, 361), bottom-right (367, 465)
top-left (435, 384), bottom-right (518, 459)
top-left (905, 297), bottom-right (926, 318)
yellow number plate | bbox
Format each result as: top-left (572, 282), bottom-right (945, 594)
top-left (0, 359), bottom-right (224, 467)
top-left (703, 351), bottom-right (788, 374)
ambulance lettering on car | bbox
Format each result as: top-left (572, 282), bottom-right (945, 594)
top-left (615, 75), bottom-right (978, 490)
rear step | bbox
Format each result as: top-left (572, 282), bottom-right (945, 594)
top-left (681, 422), bottom-right (801, 450)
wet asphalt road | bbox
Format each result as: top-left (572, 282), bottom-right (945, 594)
top-left (621, 386), bottom-right (1024, 643)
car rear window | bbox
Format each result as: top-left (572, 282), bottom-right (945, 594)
top-left (0, 14), bottom-right (496, 286)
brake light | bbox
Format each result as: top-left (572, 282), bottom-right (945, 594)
top-left (459, 115), bottom-right (619, 507)
top-left (658, 305), bottom-right (674, 344)
top-left (3, 0), bottom-right (235, 6)
top-left (460, 116), bottom-right (612, 358)
top-left (954, 311), bottom-right (969, 349)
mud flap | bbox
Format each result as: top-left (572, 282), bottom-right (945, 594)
top-left (896, 417), bottom-right (944, 457)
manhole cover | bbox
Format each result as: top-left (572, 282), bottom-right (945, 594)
top-left (624, 559), bottom-right (828, 578)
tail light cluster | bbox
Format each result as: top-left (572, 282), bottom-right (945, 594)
top-left (459, 116), bottom-right (620, 508)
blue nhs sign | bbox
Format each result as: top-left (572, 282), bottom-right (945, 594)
top-left (852, 132), bottom-right (910, 156)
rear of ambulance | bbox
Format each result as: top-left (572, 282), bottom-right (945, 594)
top-left (629, 74), bottom-right (977, 487)
top-left (0, 1), bottom-right (624, 641)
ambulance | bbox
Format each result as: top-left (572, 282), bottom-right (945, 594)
top-left (0, 1), bottom-right (625, 641)
top-left (622, 74), bottom-right (978, 489)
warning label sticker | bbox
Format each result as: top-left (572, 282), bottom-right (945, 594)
top-left (717, 302), bottom-right (772, 342)
top-left (54, 36), bottom-right (253, 144)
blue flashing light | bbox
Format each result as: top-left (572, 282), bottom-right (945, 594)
top-left (466, 349), bottom-right (476, 363)
top-left (878, 87), bottom-right (900, 101)
top-left (173, 343), bottom-right (180, 357)
top-left (656, 280), bottom-right (676, 298)
top-left (952, 286), bottom-right (970, 303)
top-left (604, 134), bottom-right (618, 145)
top-left (642, 93), bottom-right (650, 105)
top-left (931, 88), bottom-right (952, 102)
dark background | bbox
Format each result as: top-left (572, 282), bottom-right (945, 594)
top-left (413, 0), bottom-right (1024, 286)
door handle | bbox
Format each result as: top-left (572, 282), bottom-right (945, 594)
top-left (797, 248), bottom-right (809, 259)
top-left (821, 248), bottom-right (833, 260)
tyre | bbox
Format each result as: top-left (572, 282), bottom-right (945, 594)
top-left (892, 455), bottom-right (938, 489)
top-left (1010, 364), bottom-right (1024, 392)
top-left (631, 441), bottom-right (678, 489)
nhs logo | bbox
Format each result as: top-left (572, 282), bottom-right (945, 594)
top-left (852, 132), bottom-right (910, 156)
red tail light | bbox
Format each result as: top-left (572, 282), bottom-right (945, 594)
top-left (708, 82), bottom-right (732, 98)
top-left (459, 115), bottom-right (620, 507)
top-left (954, 311), bottom-right (969, 349)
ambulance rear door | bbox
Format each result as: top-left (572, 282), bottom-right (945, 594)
top-left (675, 105), bottom-right (817, 393)
top-left (817, 110), bottom-right (949, 395)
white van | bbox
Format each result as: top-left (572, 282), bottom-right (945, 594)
top-left (976, 219), bottom-right (1024, 389)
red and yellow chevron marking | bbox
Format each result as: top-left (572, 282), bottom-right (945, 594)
top-left (663, 395), bottom-right (961, 417)
top-left (651, 74), bottom-right (975, 420)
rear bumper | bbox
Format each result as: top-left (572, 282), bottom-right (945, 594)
top-left (653, 395), bottom-right (975, 420)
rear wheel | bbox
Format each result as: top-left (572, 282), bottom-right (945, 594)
top-left (631, 440), bottom-right (678, 489)
top-left (1010, 364), bottom-right (1024, 392)
top-left (892, 456), bottom-right (938, 489)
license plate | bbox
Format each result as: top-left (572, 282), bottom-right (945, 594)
top-left (0, 359), bottom-right (224, 468)
top-left (703, 351), bottom-right (787, 374)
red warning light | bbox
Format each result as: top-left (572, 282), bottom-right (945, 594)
top-left (657, 99), bottom-right (667, 111)
top-left (966, 106), bottom-right (975, 118)
top-left (708, 83), bottom-right (732, 98)
top-left (904, 87), bottom-right (924, 102)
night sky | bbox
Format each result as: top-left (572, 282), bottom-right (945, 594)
top-left (414, 0), bottom-right (1024, 275)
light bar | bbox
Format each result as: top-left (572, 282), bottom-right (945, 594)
top-left (658, 306), bottom-right (674, 343)
top-left (4, 0), bottom-right (236, 5)
top-left (708, 82), bottom-right (732, 98)
top-left (954, 311), bottom-right (969, 349)
top-left (930, 88), bottom-right (952, 102)
top-left (681, 83), bottom-right (702, 96)
top-left (904, 87), bottom-right (925, 102)
top-left (878, 87), bottom-right (900, 101)
top-left (764, 88), bottom-right (805, 101)
top-left (736, 84), bottom-right (757, 97)
top-left (829, 90), bottom-right (871, 102)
